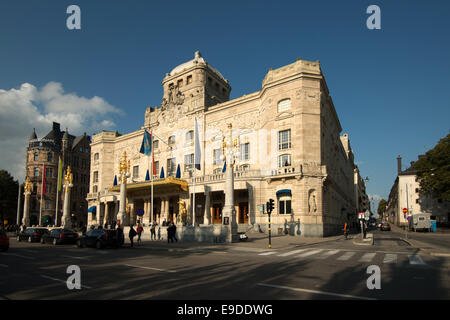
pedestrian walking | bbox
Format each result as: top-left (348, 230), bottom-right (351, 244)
top-left (129, 225), bottom-right (137, 247)
top-left (172, 223), bottom-right (177, 242)
top-left (136, 224), bottom-right (143, 245)
top-left (150, 222), bottom-right (156, 240)
top-left (343, 222), bottom-right (349, 240)
top-left (117, 224), bottom-right (124, 247)
top-left (167, 223), bottom-right (173, 243)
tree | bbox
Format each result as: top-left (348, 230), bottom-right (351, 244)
top-left (414, 133), bottom-right (450, 202)
top-left (377, 199), bottom-right (387, 217)
top-left (0, 170), bottom-right (19, 226)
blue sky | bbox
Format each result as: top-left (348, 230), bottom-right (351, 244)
top-left (1, 0), bottom-right (449, 210)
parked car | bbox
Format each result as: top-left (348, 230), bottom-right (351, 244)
top-left (380, 222), bottom-right (391, 231)
top-left (77, 229), bottom-right (122, 249)
top-left (0, 230), bottom-right (9, 251)
top-left (41, 228), bottom-right (79, 245)
top-left (16, 227), bottom-right (49, 242)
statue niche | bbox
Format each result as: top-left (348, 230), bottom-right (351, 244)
top-left (161, 83), bottom-right (185, 111)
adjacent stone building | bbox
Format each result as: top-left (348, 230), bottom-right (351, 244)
top-left (87, 52), bottom-right (366, 237)
top-left (25, 122), bottom-right (91, 226)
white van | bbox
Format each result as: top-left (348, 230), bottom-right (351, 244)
top-left (409, 213), bottom-right (431, 232)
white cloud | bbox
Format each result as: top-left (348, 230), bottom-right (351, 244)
top-left (0, 82), bottom-right (123, 181)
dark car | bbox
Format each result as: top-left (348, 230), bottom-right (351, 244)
top-left (77, 229), bottom-right (123, 249)
top-left (0, 230), bottom-right (9, 251)
top-left (41, 228), bottom-right (79, 245)
top-left (380, 222), bottom-right (391, 231)
top-left (16, 228), bottom-right (49, 243)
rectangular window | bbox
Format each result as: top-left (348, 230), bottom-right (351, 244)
top-left (177, 79), bottom-right (183, 87)
top-left (46, 167), bottom-right (53, 178)
top-left (93, 185), bottom-right (98, 193)
top-left (213, 149), bottom-right (222, 165)
top-left (187, 75), bottom-right (193, 84)
top-left (240, 143), bottom-right (250, 161)
top-left (133, 165), bottom-right (139, 178)
top-left (184, 153), bottom-right (194, 171)
top-left (278, 129), bottom-right (291, 150)
top-left (45, 183), bottom-right (52, 194)
top-left (167, 158), bottom-right (176, 176)
top-left (34, 167), bottom-right (39, 176)
top-left (153, 161), bottom-right (159, 176)
top-left (45, 200), bottom-right (51, 210)
top-left (278, 154), bottom-right (291, 168)
top-left (93, 171), bottom-right (98, 183)
top-left (153, 140), bottom-right (159, 149)
top-left (279, 199), bottom-right (292, 214)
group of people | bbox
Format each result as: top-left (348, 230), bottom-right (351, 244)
top-left (343, 221), bottom-right (368, 239)
top-left (127, 221), bottom-right (178, 247)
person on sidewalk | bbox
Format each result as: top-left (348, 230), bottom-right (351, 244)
top-left (343, 222), bottom-right (349, 240)
top-left (129, 226), bottom-right (137, 247)
top-left (150, 222), bottom-right (156, 240)
top-left (136, 223), bottom-right (144, 245)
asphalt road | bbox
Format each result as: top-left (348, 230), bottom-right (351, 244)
top-left (1, 230), bottom-right (449, 300)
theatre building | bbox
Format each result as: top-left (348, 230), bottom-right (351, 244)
top-left (86, 51), bottom-right (362, 237)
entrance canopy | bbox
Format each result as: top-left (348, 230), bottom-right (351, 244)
top-left (109, 176), bottom-right (189, 194)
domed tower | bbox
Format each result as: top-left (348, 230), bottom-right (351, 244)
top-left (161, 51), bottom-right (231, 112)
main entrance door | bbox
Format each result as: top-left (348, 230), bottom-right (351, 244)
top-left (238, 202), bottom-right (249, 224)
top-left (212, 204), bottom-right (222, 224)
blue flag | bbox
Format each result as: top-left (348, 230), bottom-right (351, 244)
top-left (113, 175), bottom-right (117, 186)
top-left (222, 161), bottom-right (226, 173)
top-left (160, 166), bottom-right (165, 179)
top-left (145, 169), bottom-right (150, 181)
top-left (176, 164), bottom-right (181, 178)
top-left (139, 129), bottom-right (152, 156)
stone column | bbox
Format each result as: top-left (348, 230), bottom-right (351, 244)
top-left (129, 202), bottom-right (135, 226)
top-left (117, 182), bottom-right (127, 225)
top-left (22, 190), bottom-right (31, 227)
top-left (203, 190), bottom-right (211, 225)
top-left (104, 202), bottom-right (109, 226)
top-left (62, 182), bottom-right (73, 227)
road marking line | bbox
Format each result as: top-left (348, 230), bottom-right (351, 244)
top-left (40, 275), bottom-right (92, 289)
top-left (337, 252), bottom-right (356, 261)
top-left (383, 254), bottom-right (397, 264)
top-left (317, 250), bottom-right (341, 259)
top-left (359, 253), bottom-right (377, 262)
top-left (278, 249), bottom-right (309, 257)
top-left (4, 253), bottom-right (35, 260)
top-left (298, 249), bottom-right (323, 258)
top-left (408, 255), bottom-right (426, 265)
top-left (61, 255), bottom-right (91, 260)
top-left (0, 264), bottom-right (8, 268)
top-left (257, 283), bottom-right (377, 300)
top-left (124, 264), bottom-right (177, 273)
top-left (258, 251), bottom-right (278, 256)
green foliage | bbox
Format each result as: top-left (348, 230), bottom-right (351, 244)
top-left (0, 170), bottom-right (19, 224)
top-left (414, 133), bottom-right (450, 202)
top-left (377, 199), bottom-right (387, 216)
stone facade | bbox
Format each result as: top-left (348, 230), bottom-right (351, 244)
top-left (26, 122), bottom-right (91, 227)
top-left (87, 52), bottom-right (364, 237)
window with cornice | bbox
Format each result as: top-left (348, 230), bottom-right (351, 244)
top-left (278, 99), bottom-right (291, 112)
top-left (278, 129), bottom-right (291, 150)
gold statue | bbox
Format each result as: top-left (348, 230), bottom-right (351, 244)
top-left (119, 151), bottom-right (130, 184)
top-left (24, 177), bottom-right (33, 194)
top-left (64, 166), bottom-right (73, 185)
top-left (178, 200), bottom-right (187, 224)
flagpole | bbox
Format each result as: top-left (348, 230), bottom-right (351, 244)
top-left (39, 165), bottom-right (44, 226)
top-left (193, 117), bottom-right (196, 226)
top-left (55, 157), bottom-right (61, 226)
top-left (151, 131), bottom-right (154, 226)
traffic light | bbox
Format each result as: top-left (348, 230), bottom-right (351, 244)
top-left (267, 198), bottom-right (275, 214)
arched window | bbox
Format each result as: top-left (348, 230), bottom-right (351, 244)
top-left (94, 153), bottom-right (99, 161)
top-left (168, 135), bottom-right (176, 145)
top-left (278, 99), bottom-right (291, 112)
top-left (186, 130), bottom-right (194, 144)
top-left (277, 190), bottom-right (292, 214)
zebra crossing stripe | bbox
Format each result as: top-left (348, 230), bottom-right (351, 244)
top-left (359, 252), bottom-right (377, 262)
top-left (383, 254), bottom-right (397, 264)
top-left (317, 250), bottom-right (341, 259)
top-left (278, 249), bottom-right (309, 257)
top-left (337, 251), bottom-right (356, 261)
top-left (258, 251), bottom-right (277, 256)
top-left (298, 249), bottom-right (323, 258)
top-left (408, 255), bottom-right (426, 265)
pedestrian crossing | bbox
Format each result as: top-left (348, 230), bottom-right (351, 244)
top-left (255, 248), bottom-right (428, 266)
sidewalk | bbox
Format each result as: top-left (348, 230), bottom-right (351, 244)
top-left (127, 231), bottom-right (347, 252)
top-left (391, 224), bottom-right (450, 257)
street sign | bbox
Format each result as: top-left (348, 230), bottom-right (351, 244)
top-left (358, 212), bottom-right (365, 219)
top-left (136, 209), bottom-right (144, 216)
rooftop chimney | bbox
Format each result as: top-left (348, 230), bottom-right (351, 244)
top-left (397, 155), bottom-right (402, 175)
